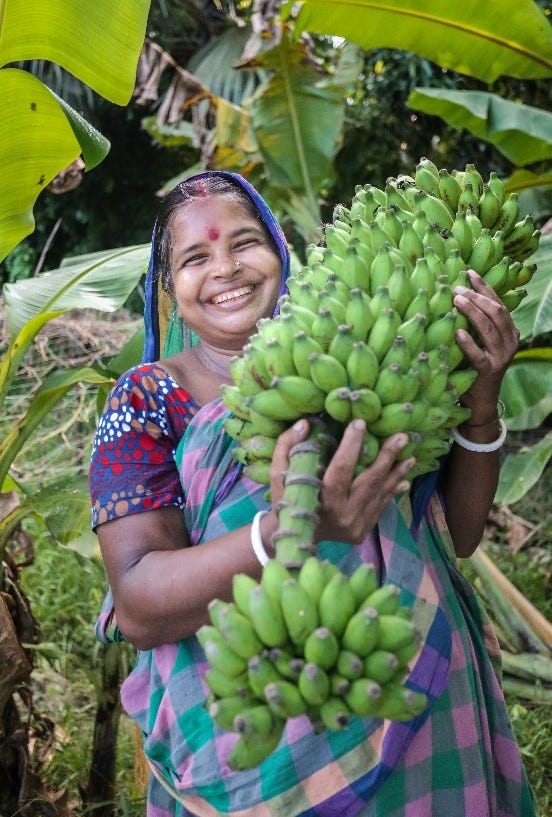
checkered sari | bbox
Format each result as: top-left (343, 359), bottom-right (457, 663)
top-left (121, 400), bottom-right (535, 817)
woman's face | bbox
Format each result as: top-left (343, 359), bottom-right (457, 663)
top-left (170, 195), bottom-right (282, 352)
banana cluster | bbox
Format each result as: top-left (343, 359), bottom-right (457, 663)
top-left (222, 159), bottom-right (539, 488)
top-left (200, 558), bottom-right (426, 770)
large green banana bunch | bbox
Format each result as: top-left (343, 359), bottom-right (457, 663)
top-left (221, 158), bottom-right (540, 493)
top-left (200, 556), bottom-right (426, 770)
top-left (201, 160), bottom-right (541, 762)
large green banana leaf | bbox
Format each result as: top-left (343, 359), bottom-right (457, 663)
top-left (0, 69), bottom-right (110, 262)
top-left (289, 0), bottom-right (552, 82)
top-left (3, 245), bottom-right (150, 339)
top-left (0, 0), bottom-right (150, 103)
top-left (407, 89), bottom-right (552, 166)
top-left (495, 430), bottom-right (552, 505)
top-left (0, 0), bottom-right (151, 261)
top-left (248, 32), bottom-right (352, 221)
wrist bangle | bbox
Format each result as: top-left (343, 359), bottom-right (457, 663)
top-left (451, 418), bottom-right (507, 453)
top-left (251, 510), bottom-right (271, 566)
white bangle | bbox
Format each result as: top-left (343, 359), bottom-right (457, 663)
top-left (451, 419), bottom-right (507, 453)
top-left (251, 510), bottom-right (271, 566)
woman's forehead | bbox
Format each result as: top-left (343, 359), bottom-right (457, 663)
top-left (170, 195), bottom-right (261, 238)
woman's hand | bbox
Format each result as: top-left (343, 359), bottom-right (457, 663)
top-left (269, 419), bottom-right (415, 546)
top-left (453, 270), bottom-right (520, 424)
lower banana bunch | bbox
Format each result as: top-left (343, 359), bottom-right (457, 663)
top-left (201, 159), bottom-right (541, 765)
top-left (200, 557), bottom-right (426, 770)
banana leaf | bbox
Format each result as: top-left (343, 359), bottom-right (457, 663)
top-left (3, 245), bottom-right (150, 339)
top-left (510, 234), bottom-right (552, 341)
top-left (501, 360), bottom-right (552, 427)
top-left (0, 0), bottom-right (150, 261)
top-left (0, 0), bottom-right (150, 103)
top-left (406, 89), bottom-right (552, 166)
top-left (0, 69), bottom-right (110, 262)
top-left (246, 32), bottom-right (349, 223)
top-left (0, 366), bottom-right (115, 489)
top-left (504, 168), bottom-right (552, 194)
top-left (289, 0), bottom-right (552, 82)
top-left (495, 430), bottom-right (552, 505)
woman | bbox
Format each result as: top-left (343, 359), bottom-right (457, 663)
top-left (89, 171), bottom-right (534, 815)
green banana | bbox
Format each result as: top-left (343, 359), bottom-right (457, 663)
top-left (260, 559), bottom-right (291, 607)
top-left (362, 583), bottom-right (401, 615)
top-left (319, 697), bottom-right (352, 730)
top-left (487, 171), bottom-right (506, 207)
top-left (404, 288), bottom-right (430, 321)
top-left (280, 577), bottom-right (320, 646)
top-left (350, 388), bottom-right (383, 424)
top-left (318, 571), bottom-right (358, 638)
top-left (464, 163), bottom-right (484, 198)
top-left (303, 626), bottom-right (340, 670)
top-left (227, 721), bottom-right (285, 770)
top-left (409, 257), bottom-right (436, 296)
top-left (324, 223), bottom-right (350, 257)
top-left (346, 340), bottom-right (380, 389)
top-left (269, 647), bottom-right (304, 681)
top-left (345, 677), bottom-right (383, 716)
top-left (244, 460), bottom-right (271, 486)
top-left (324, 387), bottom-right (354, 424)
top-left (232, 573), bottom-right (259, 617)
top-left (341, 605), bottom-right (381, 657)
top-left (422, 222), bottom-right (447, 261)
top-left (369, 219), bottom-right (397, 252)
top-left (247, 585), bottom-right (289, 647)
top-left (374, 362), bottom-right (406, 404)
top-left (217, 603), bottom-right (263, 660)
top-left (467, 227), bottom-right (496, 274)
top-left (202, 633), bottom-right (248, 678)
top-left (204, 668), bottom-right (250, 700)
top-left (348, 562), bottom-right (379, 606)
top-left (367, 307), bottom-right (401, 362)
top-left (414, 159), bottom-right (441, 197)
top-left (398, 219), bottom-right (424, 266)
top-left (369, 401), bottom-right (415, 436)
top-left (457, 182), bottom-right (480, 214)
top-left (437, 168), bottom-right (462, 212)
top-left (423, 311), bottom-right (457, 350)
top-left (221, 384), bottom-right (253, 421)
top-left (336, 648), bottom-right (365, 680)
top-left (273, 375), bottom-right (327, 415)
top-left (395, 313), bottom-right (427, 356)
top-left (233, 703), bottom-right (282, 738)
top-left (375, 206), bottom-right (403, 245)
top-left (264, 679), bottom-right (308, 719)
top-left (298, 557), bottom-right (329, 606)
top-left (372, 685), bottom-right (428, 722)
top-left (325, 325), bottom-right (353, 366)
top-left (429, 283), bottom-right (454, 320)
top-left (387, 264), bottom-right (412, 316)
top-left (229, 355), bottom-right (264, 397)
top-left (356, 431), bottom-right (380, 470)
top-left (298, 661), bottom-right (331, 706)
top-left (363, 650), bottom-right (400, 685)
top-left (369, 243), bottom-right (396, 295)
top-left (345, 287), bottom-right (375, 342)
top-left (208, 696), bottom-right (251, 732)
top-left (376, 614), bottom-right (418, 652)
top-left (292, 331), bottom-right (324, 379)
top-left (422, 361), bottom-right (448, 405)
top-left (478, 183), bottom-right (502, 229)
top-left (309, 352), bottom-right (349, 393)
top-left (247, 653), bottom-right (285, 698)
top-left (311, 306), bottom-right (340, 351)
top-left (494, 192), bottom-right (520, 234)
top-left (413, 190), bottom-right (454, 230)
top-left (265, 336), bottom-right (297, 379)
top-left (247, 387), bottom-right (302, 422)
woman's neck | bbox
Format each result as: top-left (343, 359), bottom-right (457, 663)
top-left (193, 342), bottom-right (234, 378)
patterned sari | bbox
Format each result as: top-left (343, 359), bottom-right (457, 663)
top-left (119, 400), bottom-right (536, 817)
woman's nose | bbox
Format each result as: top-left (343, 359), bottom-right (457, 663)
top-left (214, 253), bottom-right (241, 277)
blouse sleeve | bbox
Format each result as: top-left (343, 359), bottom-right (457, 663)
top-left (88, 363), bottom-right (199, 529)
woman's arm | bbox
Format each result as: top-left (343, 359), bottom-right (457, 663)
top-left (98, 423), bottom-right (414, 649)
top-left (441, 271), bottom-right (520, 557)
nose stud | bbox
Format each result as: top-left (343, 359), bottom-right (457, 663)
top-left (234, 260), bottom-right (241, 270)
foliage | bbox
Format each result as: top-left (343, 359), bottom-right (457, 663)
top-left (0, 0), bottom-right (151, 261)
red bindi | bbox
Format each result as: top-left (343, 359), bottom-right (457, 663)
top-left (207, 227), bottom-right (220, 241)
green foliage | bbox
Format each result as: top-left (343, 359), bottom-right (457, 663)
top-left (0, 0), bottom-right (151, 261)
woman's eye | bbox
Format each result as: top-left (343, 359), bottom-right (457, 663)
top-left (235, 237), bottom-right (259, 250)
top-left (184, 254), bottom-right (207, 265)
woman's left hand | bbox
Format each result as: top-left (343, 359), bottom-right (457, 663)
top-left (453, 270), bottom-right (520, 422)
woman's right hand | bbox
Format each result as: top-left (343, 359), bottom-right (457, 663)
top-left (269, 419), bottom-right (415, 546)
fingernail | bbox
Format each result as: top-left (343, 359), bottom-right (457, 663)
top-left (395, 433), bottom-right (409, 446)
top-left (454, 285), bottom-right (468, 295)
top-left (352, 419), bottom-right (366, 431)
top-left (396, 480), bottom-right (410, 494)
top-left (293, 419), bottom-right (306, 433)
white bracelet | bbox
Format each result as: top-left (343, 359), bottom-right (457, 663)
top-left (451, 419), bottom-right (507, 453)
top-left (251, 510), bottom-right (271, 566)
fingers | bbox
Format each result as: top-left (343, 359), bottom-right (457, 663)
top-left (453, 270), bottom-right (520, 371)
top-left (269, 419), bottom-right (310, 502)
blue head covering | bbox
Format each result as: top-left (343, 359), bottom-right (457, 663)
top-left (142, 171), bottom-right (291, 363)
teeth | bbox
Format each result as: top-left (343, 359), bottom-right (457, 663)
top-left (212, 286), bottom-right (253, 305)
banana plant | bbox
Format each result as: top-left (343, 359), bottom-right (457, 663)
top-left (0, 0), bottom-right (151, 262)
top-left (496, 232), bottom-right (552, 504)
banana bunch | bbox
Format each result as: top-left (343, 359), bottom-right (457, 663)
top-left (205, 159), bottom-right (541, 764)
top-left (221, 159), bottom-right (540, 491)
top-left (200, 557), bottom-right (427, 770)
